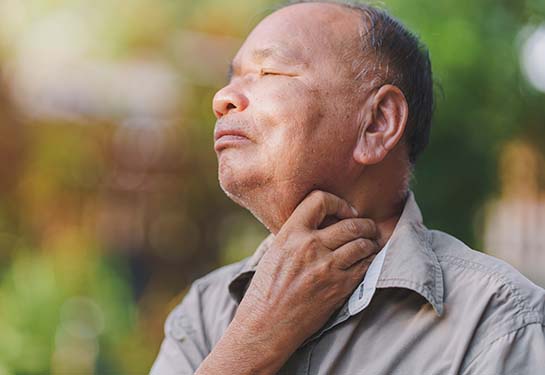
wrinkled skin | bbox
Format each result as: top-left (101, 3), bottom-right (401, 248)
top-left (200, 2), bottom-right (410, 374)
top-left (213, 3), bottom-right (367, 233)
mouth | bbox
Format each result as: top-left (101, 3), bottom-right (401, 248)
top-left (214, 128), bottom-right (251, 152)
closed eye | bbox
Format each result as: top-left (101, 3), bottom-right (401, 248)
top-left (259, 68), bottom-right (298, 77)
top-left (259, 68), bottom-right (282, 76)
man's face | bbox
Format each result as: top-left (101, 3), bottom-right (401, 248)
top-left (212, 3), bottom-right (364, 229)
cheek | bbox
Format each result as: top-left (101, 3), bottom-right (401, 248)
top-left (260, 84), bottom-right (324, 156)
top-left (253, 78), bottom-right (322, 130)
top-left (249, 77), bottom-right (355, 179)
top-left (259, 91), bottom-right (323, 173)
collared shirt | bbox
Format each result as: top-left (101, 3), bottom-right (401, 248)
top-left (151, 191), bottom-right (545, 374)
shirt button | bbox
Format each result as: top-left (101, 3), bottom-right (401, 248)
top-left (170, 326), bottom-right (187, 341)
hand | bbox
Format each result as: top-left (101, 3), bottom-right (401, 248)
top-left (197, 190), bottom-right (378, 375)
top-left (234, 191), bottom-right (378, 363)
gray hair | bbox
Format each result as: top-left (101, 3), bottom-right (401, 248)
top-left (281, 0), bottom-right (435, 165)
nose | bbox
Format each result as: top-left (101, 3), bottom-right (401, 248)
top-left (212, 85), bottom-right (249, 118)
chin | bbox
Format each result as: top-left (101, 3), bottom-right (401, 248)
top-left (218, 174), bottom-right (247, 207)
top-left (217, 159), bottom-right (280, 228)
top-left (218, 159), bottom-right (262, 204)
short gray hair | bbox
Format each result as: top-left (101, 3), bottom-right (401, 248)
top-left (282, 0), bottom-right (435, 165)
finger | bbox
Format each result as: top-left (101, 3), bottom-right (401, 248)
top-left (348, 254), bottom-right (376, 272)
top-left (317, 218), bottom-right (376, 249)
top-left (330, 238), bottom-right (378, 270)
top-left (343, 254), bottom-right (376, 287)
top-left (289, 190), bottom-right (358, 230)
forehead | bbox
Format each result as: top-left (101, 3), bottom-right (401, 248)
top-left (233, 3), bottom-right (362, 66)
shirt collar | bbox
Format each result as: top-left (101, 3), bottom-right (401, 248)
top-left (227, 190), bottom-right (444, 316)
top-left (376, 191), bottom-right (444, 315)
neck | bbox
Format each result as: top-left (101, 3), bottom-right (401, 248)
top-left (347, 185), bottom-right (407, 249)
top-left (254, 179), bottom-right (408, 247)
top-left (345, 168), bottom-right (409, 249)
top-left (246, 153), bottom-right (410, 242)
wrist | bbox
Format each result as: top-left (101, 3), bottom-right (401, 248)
top-left (232, 301), bottom-right (305, 354)
top-left (196, 315), bottom-right (295, 375)
top-left (228, 316), bottom-right (293, 370)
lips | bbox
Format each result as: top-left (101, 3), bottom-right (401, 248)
top-left (213, 128), bottom-right (249, 142)
top-left (214, 124), bottom-right (251, 151)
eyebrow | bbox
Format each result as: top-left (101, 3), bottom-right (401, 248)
top-left (226, 46), bottom-right (305, 81)
top-left (252, 47), bottom-right (278, 62)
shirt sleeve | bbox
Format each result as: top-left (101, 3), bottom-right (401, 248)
top-left (462, 322), bottom-right (545, 375)
top-left (150, 282), bottom-right (211, 375)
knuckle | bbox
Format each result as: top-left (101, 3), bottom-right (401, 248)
top-left (365, 219), bottom-right (377, 236)
top-left (355, 218), bottom-right (375, 236)
top-left (355, 237), bottom-right (369, 248)
top-left (344, 220), bottom-right (361, 235)
top-left (298, 235), bottom-right (326, 264)
top-left (300, 234), bottom-right (320, 252)
top-left (309, 189), bottom-right (321, 198)
top-left (355, 238), bottom-right (373, 252)
top-left (315, 260), bottom-right (330, 275)
top-left (305, 261), bottom-right (330, 285)
top-left (309, 190), bottom-right (325, 203)
top-left (310, 191), bottom-right (327, 216)
top-left (336, 257), bottom-right (352, 270)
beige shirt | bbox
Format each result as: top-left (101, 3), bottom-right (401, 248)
top-left (151, 192), bottom-right (545, 374)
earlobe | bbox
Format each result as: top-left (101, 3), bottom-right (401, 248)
top-left (352, 84), bottom-right (408, 166)
top-left (353, 129), bottom-right (383, 165)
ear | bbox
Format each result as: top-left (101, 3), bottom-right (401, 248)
top-left (353, 84), bottom-right (409, 165)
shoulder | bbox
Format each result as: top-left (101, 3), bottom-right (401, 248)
top-left (432, 229), bottom-right (542, 299)
top-left (173, 256), bottom-right (249, 312)
top-left (429, 229), bottom-right (545, 374)
top-left (164, 257), bottom-right (250, 349)
top-left (430, 229), bottom-right (545, 316)
top-left (191, 257), bottom-right (248, 294)
top-left (429, 229), bottom-right (545, 346)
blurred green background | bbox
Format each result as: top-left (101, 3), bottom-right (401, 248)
top-left (0, 0), bottom-right (544, 373)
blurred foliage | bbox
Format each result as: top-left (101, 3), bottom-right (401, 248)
top-left (0, 0), bottom-right (543, 373)
top-left (385, 0), bottom-right (545, 247)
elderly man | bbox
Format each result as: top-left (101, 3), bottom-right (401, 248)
top-left (151, 1), bottom-right (545, 374)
